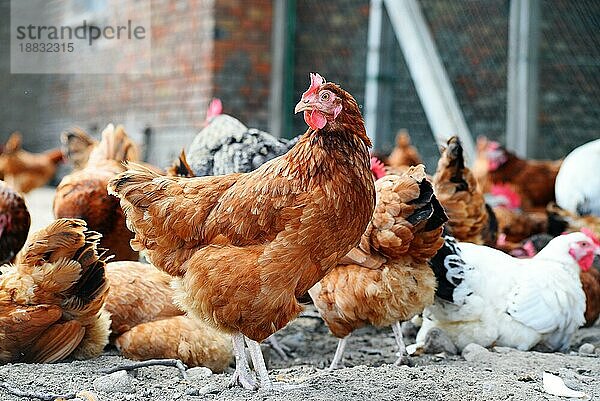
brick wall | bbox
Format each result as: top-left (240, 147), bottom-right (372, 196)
top-left (37, 0), bottom-right (216, 166)
top-left (212, 0), bottom-right (273, 131)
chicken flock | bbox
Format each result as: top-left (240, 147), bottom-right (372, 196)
top-left (0, 73), bottom-right (598, 393)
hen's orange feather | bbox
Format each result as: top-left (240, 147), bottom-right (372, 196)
top-left (54, 124), bottom-right (152, 261)
top-left (104, 261), bottom-right (183, 336)
top-left (115, 315), bottom-right (232, 372)
top-left (109, 81), bottom-right (376, 342)
top-left (433, 136), bottom-right (496, 245)
top-left (0, 132), bottom-right (64, 193)
top-left (310, 165), bottom-right (447, 338)
top-left (0, 219), bottom-right (110, 363)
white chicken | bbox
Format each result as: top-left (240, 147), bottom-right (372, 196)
top-left (555, 139), bottom-right (600, 216)
top-left (416, 231), bottom-right (598, 352)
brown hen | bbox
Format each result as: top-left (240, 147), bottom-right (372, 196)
top-left (108, 73), bottom-right (375, 390)
top-left (115, 315), bottom-right (232, 372)
top-left (310, 165), bottom-right (447, 368)
top-left (105, 261), bottom-right (232, 368)
top-left (433, 136), bottom-right (496, 245)
top-left (0, 180), bottom-right (30, 265)
top-left (481, 140), bottom-right (561, 210)
top-left (104, 261), bottom-right (183, 337)
top-left (0, 219), bottom-right (110, 363)
top-left (387, 130), bottom-right (423, 169)
top-left (61, 127), bottom-right (98, 172)
top-left (0, 132), bottom-right (64, 193)
top-left (54, 124), bottom-right (144, 261)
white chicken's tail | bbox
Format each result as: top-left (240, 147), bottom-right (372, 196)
top-left (429, 236), bottom-right (472, 305)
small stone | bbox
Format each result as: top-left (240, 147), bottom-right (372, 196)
top-left (185, 387), bottom-right (200, 396)
top-left (493, 346), bottom-right (515, 354)
top-left (199, 384), bottom-right (221, 395)
top-left (595, 348), bottom-right (600, 356)
top-left (93, 370), bottom-right (135, 394)
top-left (423, 328), bottom-right (457, 355)
top-left (462, 343), bottom-right (490, 362)
top-left (186, 366), bottom-right (213, 380)
top-left (578, 343), bottom-right (595, 355)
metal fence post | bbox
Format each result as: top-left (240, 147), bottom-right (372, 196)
top-left (506, 0), bottom-right (540, 157)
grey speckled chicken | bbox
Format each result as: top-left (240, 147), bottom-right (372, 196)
top-left (186, 114), bottom-right (298, 176)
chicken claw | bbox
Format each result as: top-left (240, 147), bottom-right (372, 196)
top-left (245, 337), bottom-right (272, 390)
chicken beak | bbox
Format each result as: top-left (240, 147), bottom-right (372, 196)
top-left (294, 99), bottom-right (312, 114)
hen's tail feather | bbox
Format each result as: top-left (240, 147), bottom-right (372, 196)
top-left (429, 236), bottom-right (467, 303)
top-left (18, 219), bottom-right (108, 313)
top-left (168, 150), bottom-right (195, 177)
top-left (88, 123), bottom-right (139, 164)
top-left (405, 179), bottom-right (449, 232)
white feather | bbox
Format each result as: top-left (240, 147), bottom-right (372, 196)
top-left (417, 234), bottom-right (586, 351)
top-left (555, 139), bottom-right (600, 216)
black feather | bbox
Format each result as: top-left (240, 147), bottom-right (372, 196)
top-left (429, 236), bottom-right (465, 303)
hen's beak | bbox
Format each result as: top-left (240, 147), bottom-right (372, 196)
top-left (294, 99), bottom-right (312, 114)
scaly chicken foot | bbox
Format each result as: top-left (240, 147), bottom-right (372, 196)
top-left (266, 334), bottom-right (291, 360)
top-left (328, 336), bottom-right (349, 371)
top-left (230, 333), bottom-right (258, 390)
top-left (245, 336), bottom-right (273, 390)
top-left (392, 321), bottom-right (410, 366)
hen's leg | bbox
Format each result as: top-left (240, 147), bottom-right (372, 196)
top-left (392, 321), bottom-right (410, 366)
top-left (328, 336), bottom-right (349, 370)
top-left (266, 334), bottom-right (291, 360)
top-left (244, 337), bottom-right (273, 390)
top-left (230, 332), bottom-right (257, 390)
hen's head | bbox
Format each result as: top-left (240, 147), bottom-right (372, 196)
top-left (486, 141), bottom-right (508, 171)
top-left (370, 157), bottom-right (386, 180)
top-left (542, 230), bottom-right (600, 271)
top-left (294, 73), bottom-right (368, 143)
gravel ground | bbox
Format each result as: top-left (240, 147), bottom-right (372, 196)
top-left (3, 187), bottom-right (596, 401)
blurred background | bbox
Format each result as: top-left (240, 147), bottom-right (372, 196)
top-left (0, 0), bottom-right (598, 172)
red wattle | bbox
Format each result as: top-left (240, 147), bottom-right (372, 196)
top-left (304, 109), bottom-right (327, 130)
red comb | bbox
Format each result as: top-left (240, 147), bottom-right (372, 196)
top-left (522, 240), bottom-right (537, 257)
top-left (581, 228), bottom-right (600, 246)
top-left (206, 98), bottom-right (223, 122)
top-left (487, 141), bottom-right (501, 150)
top-left (490, 184), bottom-right (521, 209)
top-left (370, 157), bottom-right (386, 180)
top-left (302, 73), bottom-right (325, 99)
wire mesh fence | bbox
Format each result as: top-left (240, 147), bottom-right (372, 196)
top-left (291, 0), bottom-right (370, 139)
top-left (537, 0), bottom-right (600, 159)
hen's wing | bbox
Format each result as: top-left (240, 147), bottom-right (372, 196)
top-left (115, 315), bottom-right (232, 372)
top-left (504, 262), bottom-right (585, 350)
top-left (105, 261), bottom-right (183, 336)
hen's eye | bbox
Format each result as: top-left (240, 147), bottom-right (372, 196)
top-left (320, 92), bottom-right (330, 101)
